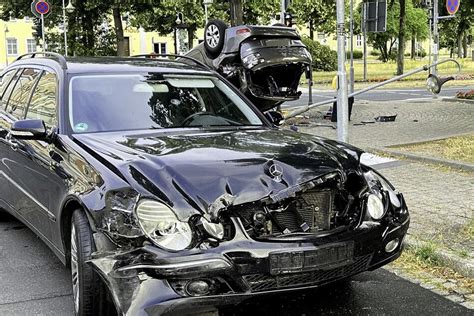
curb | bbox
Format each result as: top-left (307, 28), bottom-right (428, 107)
top-left (403, 236), bottom-right (474, 279)
top-left (441, 97), bottom-right (474, 104)
top-left (369, 147), bottom-right (474, 172)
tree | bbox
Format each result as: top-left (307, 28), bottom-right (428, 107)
top-left (397, 0), bottom-right (406, 75)
top-left (290, 0), bottom-right (336, 39)
top-left (439, 2), bottom-right (474, 58)
top-left (0, 0), bottom-right (119, 55)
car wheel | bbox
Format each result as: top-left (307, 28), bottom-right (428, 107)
top-left (71, 209), bottom-right (108, 315)
top-left (204, 19), bottom-right (227, 58)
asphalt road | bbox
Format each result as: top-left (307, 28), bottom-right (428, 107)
top-left (282, 86), bottom-right (470, 108)
top-left (0, 211), bottom-right (471, 316)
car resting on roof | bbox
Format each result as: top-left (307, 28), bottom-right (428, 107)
top-left (0, 54), bottom-right (408, 315)
top-left (186, 20), bottom-right (313, 112)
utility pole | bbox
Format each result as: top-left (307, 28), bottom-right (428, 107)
top-left (363, 4), bottom-right (368, 81)
top-left (280, 0), bottom-right (286, 24)
top-left (432, 0), bottom-right (439, 75)
top-left (349, 0), bottom-right (355, 93)
top-left (336, 0), bottom-right (349, 142)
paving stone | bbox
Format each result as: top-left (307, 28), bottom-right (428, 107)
top-left (465, 294), bottom-right (474, 301)
top-left (431, 288), bottom-right (451, 296)
top-left (461, 301), bottom-right (474, 310)
top-left (444, 294), bottom-right (465, 303)
top-left (443, 282), bottom-right (458, 290)
top-left (454, 287), bottom-right (473, 295)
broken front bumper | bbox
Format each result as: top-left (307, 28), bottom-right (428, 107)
top-left (90, 215), bottom-right (409, 316)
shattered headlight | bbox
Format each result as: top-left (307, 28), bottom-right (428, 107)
top-left (135, 200), bottom-right (193, 251)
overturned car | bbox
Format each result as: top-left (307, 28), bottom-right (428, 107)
top-left (0, 54), bottom-right (408, 315)
top-left (186, 20), bottom-right (313, 112)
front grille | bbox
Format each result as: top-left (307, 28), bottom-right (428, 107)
top-left (271, 190), bottom-right (334, 233)
top-left (242, 254), bottom-right (372, 292)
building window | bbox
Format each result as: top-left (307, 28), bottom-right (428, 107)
top-left (356, 35), bottom-right (362, 47)
top-left (7, 38), bottom-right (18, 56)
top-left (27, 39), bottom-right (37, 53)
top-left (154, 42), bottom-right (167, 54)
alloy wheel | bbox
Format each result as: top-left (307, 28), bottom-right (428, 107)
top-left (206, 24), bottom-right (220, 48)
top-left (71, 224), bottom-right (80, 314)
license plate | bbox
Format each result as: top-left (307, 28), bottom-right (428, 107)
top-left (269, 242), bottom-right (354, 275)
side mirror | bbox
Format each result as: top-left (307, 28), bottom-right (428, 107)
top-left (264, 110), bottom-right (285, 126)
top-left (10, 119), bottom-right (48, 140)
top-left (426, 74), bottom-right (454, 94)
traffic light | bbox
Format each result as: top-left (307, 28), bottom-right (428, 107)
top-left (32, 18), bottom-right (43, 38)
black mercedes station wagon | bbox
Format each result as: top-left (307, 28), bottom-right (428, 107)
top-left (0, 53), bottom-right (409, 316)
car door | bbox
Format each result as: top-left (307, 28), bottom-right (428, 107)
top-left (5, 68), bottom-right (65, 242)
top-left (0, 68), bottom-right (20, 212)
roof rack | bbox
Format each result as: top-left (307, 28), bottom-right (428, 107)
top-left (131, 54), bottom-right (211, 71)
top-left (15, 52), bottom-right (67, 69)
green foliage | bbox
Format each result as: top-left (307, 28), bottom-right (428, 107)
top-left (359, 0), bottom-right (428, 63)
top-left (0, 0), bottom-right (122, 56)
top-left (370, 50), bottom-right (381, 56)
top-left (413, 243), bottom-right (441, 266)
top-left (301, 36), bottom-right (337, 72)
top-left (289, 0), bottom-right (336, 34)
top-left (346, 50), bottom-right (363, 59)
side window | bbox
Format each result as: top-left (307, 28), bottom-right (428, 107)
top-left (8, 68), bottom-right (42, 119)
top-left (1, 69), bottom-right (20, 110)
top-left (27, 71), bottom-right (58, 127)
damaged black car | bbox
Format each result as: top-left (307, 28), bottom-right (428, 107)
top-left (0, 53), bottom-right (409, 316)
top-left (186, 20), bottom-right (313, 112)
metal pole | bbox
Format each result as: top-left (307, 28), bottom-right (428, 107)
top-left (363, 3), bottom-right (367, 81)
top-left (286, 58), bottom-right (461, 119)
top-left (349, 0), bottom-right (355, 93)
top-left (62, 0), bottom-right (68, 56)
top-left (41, 14), bottom-right (46, 51)
top-left (204, 4), bottom-right (209, 24)
top-left (280, 0), bottom-right (286, 24)
top-left (428, 5), bottom-right (432, 74)
top-left (432, 0), bottom-right (438, 75)
top-left (4, 26), bottom-right (8, 67)
top-left (336, 0), bottom-right (349, 142)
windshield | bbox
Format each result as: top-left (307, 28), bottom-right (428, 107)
top-left (69, 73), bottom-right (263, 133)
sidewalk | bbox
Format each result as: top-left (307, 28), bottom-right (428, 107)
top-left (292, 98), bottom-right (474, 269)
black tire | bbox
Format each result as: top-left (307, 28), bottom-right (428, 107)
top-left (204, 19), bottom-right (227, 58)
top-left (70, 209), bottom-right (110, 315)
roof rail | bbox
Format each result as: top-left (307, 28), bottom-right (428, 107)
top-left (131, 54), bottom-right (211, 71)
top-left (15, 52), bottom-right (68, 69)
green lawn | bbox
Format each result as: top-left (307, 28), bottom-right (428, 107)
top-left (307, 56), bottom-right (474, 89)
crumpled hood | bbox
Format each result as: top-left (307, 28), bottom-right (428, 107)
top-left (73, 128), bottom-right (362, 219)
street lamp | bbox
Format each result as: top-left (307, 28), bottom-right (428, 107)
top-left (203, 0), bottom-right (213, 24)
top-left (62, 0), bottom-right (75, 56)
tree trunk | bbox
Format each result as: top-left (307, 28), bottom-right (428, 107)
top-left (457, 34), bottom-right (463, 57)
top-left (463, 32), bottom-right (468, 58)
top-left (411, 36), bottom-right (416, 59)
top-left (309, 19), bottom-right (314, 40)
top-left (229, 0), bottom-right (243, 26)
top-left (113, 7), bottom-right (126, 56)
top-left (188, 27), bottom-right (195, 50)
top-left (396, 0), bottom-right (406, 75)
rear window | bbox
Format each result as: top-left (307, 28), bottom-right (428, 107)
top-left (69, 73), bottom-right (263, 133)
